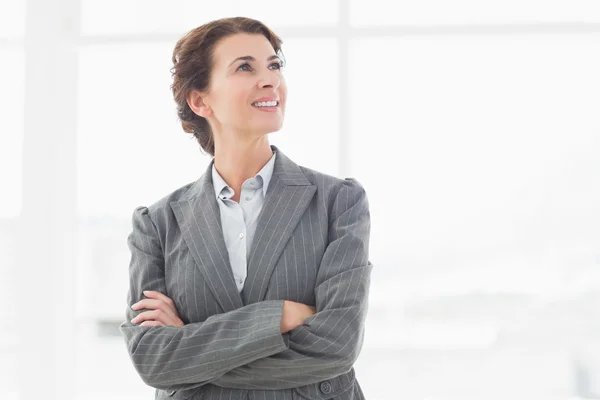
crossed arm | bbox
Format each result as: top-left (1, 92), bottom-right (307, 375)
top-left (120, 178), bottom-right (372, 392)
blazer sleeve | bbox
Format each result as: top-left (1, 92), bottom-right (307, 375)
top-left (119, 206), bottom-right (291, 392)
top-left (208, 178), bottom-right (373, 390)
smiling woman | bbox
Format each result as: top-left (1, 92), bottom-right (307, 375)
top-left (170, 18), bottom-right (287, 158)
top-left (120, 16), bottom-right (371, 400)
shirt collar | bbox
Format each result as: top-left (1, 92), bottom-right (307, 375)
top-left (212, 150), bottom-right (277, 200)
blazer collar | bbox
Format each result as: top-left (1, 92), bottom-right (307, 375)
top-left (170, 145), bottom-right (316, 312)
top-left (211, 149), bottom-right (277, 200)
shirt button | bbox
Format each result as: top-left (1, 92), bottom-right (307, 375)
top-left (238, 278), bottom-right (244, 284)
top-left (239, 232), bottom-right (244, 239)
top-left (245, 196), bottom-right (252, 201)
top-left (250, 181), bottom-right (255, 186)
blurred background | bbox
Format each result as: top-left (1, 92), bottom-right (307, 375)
top-left (1, 0), bottom-right (600, 399)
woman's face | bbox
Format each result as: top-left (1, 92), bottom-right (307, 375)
top-left (198, 33), bottom-right (287, 140)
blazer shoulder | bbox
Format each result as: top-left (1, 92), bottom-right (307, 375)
top-left (297, 165), bottom-right (368, 219)
top-left (298, 165), bottom-right (366, 197)
top-left (133, 179), bottom-right (197, 221)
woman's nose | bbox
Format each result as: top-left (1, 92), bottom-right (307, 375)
top-left (257, 70), bottom-right (280, 89)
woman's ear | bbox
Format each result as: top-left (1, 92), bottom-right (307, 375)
top-left (186, 89), bottom-right (213, 118)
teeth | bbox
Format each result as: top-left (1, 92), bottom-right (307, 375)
top-left (252, 100), bottom-right (278, 107)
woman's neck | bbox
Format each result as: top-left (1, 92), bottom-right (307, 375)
top-left (212, 137), bottom-right (273, 192)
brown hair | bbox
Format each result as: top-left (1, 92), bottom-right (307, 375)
top-left (170, 17), bottom-right (284, 157)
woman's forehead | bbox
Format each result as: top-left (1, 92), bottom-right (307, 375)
top-left (214, 34), bottom-right (276, 67)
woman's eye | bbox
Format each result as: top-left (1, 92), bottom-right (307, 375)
top-left (237, 63), bottom-right (251, 71)
top-left (236, 62), bottom-right (284, 72)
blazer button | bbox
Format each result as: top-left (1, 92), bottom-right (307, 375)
top-left (166, 389), bottom-right (176, 396)
top-left (319, 381), bottom-right (332, 394)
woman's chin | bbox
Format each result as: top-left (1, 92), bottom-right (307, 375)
top-left (252, 122), bottom-right (284, 135)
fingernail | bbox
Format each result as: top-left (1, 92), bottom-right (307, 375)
top-left (143, 290), bottom-right (150, 296)
top-left (131, 318), bottom-right (137, 324)
top-left (131, 303), bottom-right (138, 310)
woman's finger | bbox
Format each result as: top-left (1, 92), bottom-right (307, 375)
top-left (132, 309), bottom-right (184, 327)
top-left (132, 298), bottom-right (176, 319)
top-left (143, 290), bottom-right (176, 310)
top-left (132, 310), bottom-right (168, 325)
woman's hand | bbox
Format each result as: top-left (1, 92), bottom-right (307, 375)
top-left (280, 300), bottom-right (317, 333)
top-left (130, 290), bottom-right (184, 327)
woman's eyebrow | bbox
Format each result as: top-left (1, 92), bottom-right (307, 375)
top-left (228, 55), bottom-right (281, 67)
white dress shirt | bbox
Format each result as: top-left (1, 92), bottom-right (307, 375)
top-left (211, 151), bottom-right (277, 293)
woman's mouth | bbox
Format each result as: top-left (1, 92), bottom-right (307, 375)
top-left (251, 100), bottom-right (279, 112)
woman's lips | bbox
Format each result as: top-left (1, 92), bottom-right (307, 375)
top-left (252, 104), bottom-right (279, 112)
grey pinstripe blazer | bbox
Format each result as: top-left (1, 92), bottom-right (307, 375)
top-left (120, 144), bottom-right (372, 400)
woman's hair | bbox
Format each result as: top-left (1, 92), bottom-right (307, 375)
top-left (170, 17), bottom-right (284, 157)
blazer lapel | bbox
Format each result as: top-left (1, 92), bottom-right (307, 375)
top-left (169, 145), bottom-right (316, 312)
top-left (170, 161), bottom-right (244, 314)
top-left (242, 146), bottom-right (316, 305)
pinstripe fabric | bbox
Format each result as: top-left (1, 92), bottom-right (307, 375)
top-left (120, 145), bottom-right (372, 400)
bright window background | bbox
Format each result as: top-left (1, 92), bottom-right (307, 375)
top-left (349, 34), bottom-right (600, 399)
top-left (0, 48), bottom-right (24, 219)
top-left (81, 0), bottom-right (340, 35)
top-left (4, 1), bottom-right (600, 399)
top-left (0, 2), bottom-right (25, 392)
top-left (0, 1), bottom-right (25, 37)
top-left (350, 0), bottom-right (600, 25)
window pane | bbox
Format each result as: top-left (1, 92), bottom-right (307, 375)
top-left (0, 47), bottom-right (24, 218)
top-left (77, 43), bottom-right (208, 219)
top-left (349, 34), bottom-right (600, 398)
top-left (269, 39), bottom-right (339, 176)
top-left (350, 0), bottom-right (600, 25)
top-left (0, 222), bottom-right (18, 393)
top-left (0, 1), bottom-right (25, 37)
top-left (81, 0), bottom-right (339, 36)
top-left (0, 46), bottom-right (23, 397)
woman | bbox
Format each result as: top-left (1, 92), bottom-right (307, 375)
top-left (120, 17), bottom-right (372, 400)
